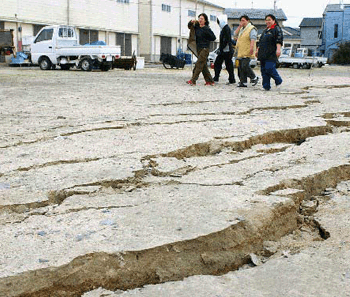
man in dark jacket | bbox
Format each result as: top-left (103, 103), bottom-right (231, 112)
top-left (213, 15), bottom-right (236, 84)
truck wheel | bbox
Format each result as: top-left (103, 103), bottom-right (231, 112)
top-left (80, 58), bottom-right (92, 71)
top-left (39, 57), bottom-right (52, 70)
top-left (293, 63), bottom-right (300, 69)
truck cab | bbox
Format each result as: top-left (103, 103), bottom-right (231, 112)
top-left (31, 25), bottom-right (121, 71)
top-left (279, 47), bottom-right (328, 69)
top-left (31, 26), bottom-right (56, 66)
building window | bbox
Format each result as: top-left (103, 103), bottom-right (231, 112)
top-left (188, 10), bottom-right (196, 17)
top-left (33, 24), bottom-right (45, 36)
top-left (116, 33), bottom-right (132, 56)
top-left (210, 15), bottom-right (217, 22)
top-left (334, 24), bottom-right (338, 39)
top-left (79, 29), bottom-right (98, 45)
top-left (116, 0), bottom-right (129, 3)
top-left (162, 4), bottom-right (171, 12)
top-left (161, 36), bottom-right (172, 55)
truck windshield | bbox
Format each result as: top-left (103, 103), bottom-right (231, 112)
top-left (34, 29), bottom-right (53, 43)
top-left (58, 27), bottom-right (74, 38)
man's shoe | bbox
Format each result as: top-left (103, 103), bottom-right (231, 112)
top-left (213, 77), bottom-right (219, 82)
top-left (237, 83), bottom-right (247, 87)
top-left (205, 81), bottom-right (215, 86)
top-left (186, 80), bottom-right (196, 86)
top-left (226, 80), bottom-right (236, 85)
top-left (251, 77), bottom-right (259, 86)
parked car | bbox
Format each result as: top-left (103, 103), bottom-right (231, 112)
top-left (208, 48), bottom-right (257, 68)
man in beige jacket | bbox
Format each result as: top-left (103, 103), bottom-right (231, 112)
top-left (234, 15), bottom-right (259, 87)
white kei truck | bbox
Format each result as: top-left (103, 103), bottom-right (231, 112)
top-left (278, 47), bottom-right (328, 69)
top-left (30, 25), bottom-right (121, 71)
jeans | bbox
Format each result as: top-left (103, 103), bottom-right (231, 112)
top-left (260, 60), bottom-right (282, 90)
top-left (238, 58), bottom-right (256, 84)
top-left (213, 51), bottom-right (235, 83)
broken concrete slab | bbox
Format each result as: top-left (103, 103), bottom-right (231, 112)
top-left (0, 65), bottom-right (349, 296)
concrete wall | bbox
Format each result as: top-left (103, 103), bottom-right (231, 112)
top-left (139, 0), bottom-right (152, 60)
top-left (0, 0), bottom-right (139, 54)
top-left (1, 0), bottom-right (138, 32)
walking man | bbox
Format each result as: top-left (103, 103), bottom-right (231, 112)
top-left (234, 15), bottom-right (259, 87)
top-left (213, 14), bottom-right (236, 84)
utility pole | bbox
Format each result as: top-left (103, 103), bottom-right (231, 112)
top-left (67, 0), bottom-right (70, 25)
top-left (274, 0), bottom-right (277, 13)
top-left (179, 0), bottom-right (182, 54)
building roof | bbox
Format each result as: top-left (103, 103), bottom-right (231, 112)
top-left (282, 27), bottom-right (301, 40)
top-left (196, 0), bottom-right (224, 10)
top-left (299, 18), bottom-right (322, 27)
top-left (283, 26), bottom-right (300, 36)
top-left (224, 8), bottom-right (287, 21)
top-left (324, 4), bottom-right (350, 13)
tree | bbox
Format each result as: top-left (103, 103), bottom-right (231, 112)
top-left (331, 42), bottom-right (350, 64)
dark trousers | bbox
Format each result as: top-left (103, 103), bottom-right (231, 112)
top-left (191, 48), bottom-right (213, 83)
top-left (213, 51), bottom-right (235, 83)
top-left (238, 58), bottom-right (256, 84)
top-left (260, 60), bottom-right (282, 90)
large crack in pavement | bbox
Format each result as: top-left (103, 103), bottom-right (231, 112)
top-left (0, 94), bottom-right (325, 150)
top-left (1, 164), bottom-right (349, 296)
top-left (1, 121), bottom-right (350, 296)
top-left (0, 124), bottom-right (333, 215)
top-left (149, 125), bottom-right (332, 160)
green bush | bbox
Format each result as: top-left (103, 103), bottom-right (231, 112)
top-left (331, 42), bottom-right (350, 64)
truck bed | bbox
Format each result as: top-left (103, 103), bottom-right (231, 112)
top-left (55, 45), bottom-right (121, 56)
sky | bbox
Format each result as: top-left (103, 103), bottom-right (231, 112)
top-left (212, 0), bottom-right (343, 27)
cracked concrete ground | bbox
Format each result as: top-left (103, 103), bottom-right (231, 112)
top-left (0, 64), bottom-right (349, 296)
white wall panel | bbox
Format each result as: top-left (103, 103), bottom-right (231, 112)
top-left (1, 0), bottom-right (138, 33)
top-left (108, 32), bottom-right (116, 45)
top-left (132, 35), bottom-right (138, 55)
top-left (1, 0), bottom-right (19, 22)
top-left (69, 0), bottom-right (138, 32)
top-left (152, 0), bottom-right (180, 36)
top-left (20, 23), bottom-right (33, 38)
top-left (1, 0), bottom-right (67, 24)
